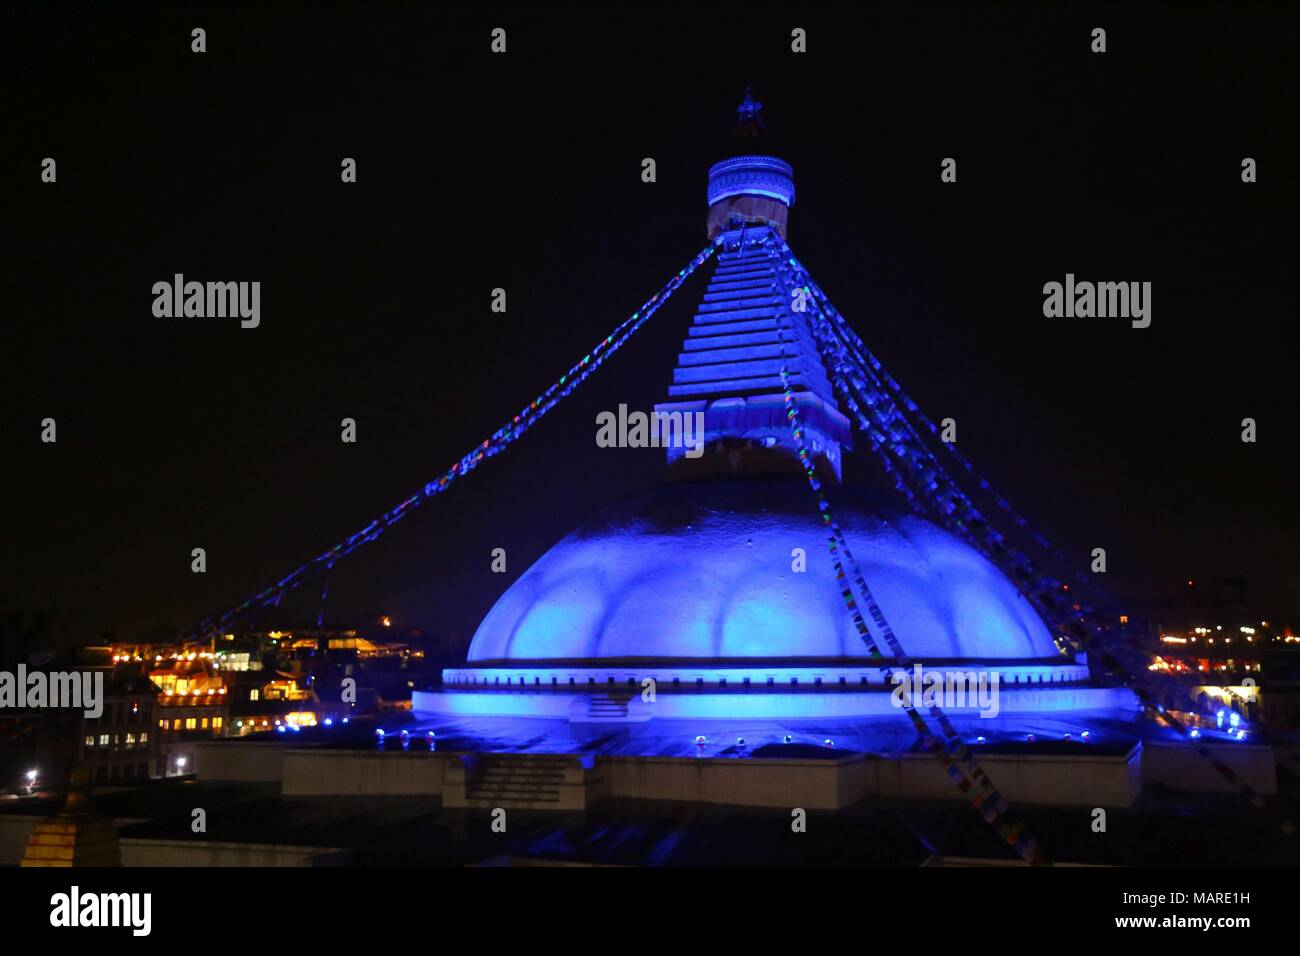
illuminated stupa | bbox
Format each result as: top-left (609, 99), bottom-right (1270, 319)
top-left (421, 90), bottom-right (1118, 721)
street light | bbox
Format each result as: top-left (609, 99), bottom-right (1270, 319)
top-left (25, 769), bottom-right (37, 794)
top-left (175, 756), bottom-right (188, 775)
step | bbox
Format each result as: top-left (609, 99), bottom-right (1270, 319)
top-left (705, 278), bottom-right (777, 295)
top-left (688, 318), bottom-right (793, 338)
top-left (474, 768), bottom-right (570, 779)
top-left (713, 266), bottom-right (774, 281)
top-left (674, 357), bottom-right (792, 384)
top-left (717, 251), bottom-right (774, 264)
top-left (477, 757), bottom-right (575, 769)
top-left (681, 329), bottom-right (787, 351)
top-left (698, 296), bottom-right (781, 314)
top-left (702, 287), bottom-right (778, 304)
top-left (468, 777), bottom-right (565, 790)
top-left (677, 343), bottom-right (790, 367)
top-left (668, 374), bottom-right (813, 398)
top-left (470, 790), bottom-right (561, 806)
top-left (693, 306), bottom-right (782, 324)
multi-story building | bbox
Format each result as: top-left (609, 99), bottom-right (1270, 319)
top-left (155, 686), bottom-right (230, 776)
top-left (77, 671), bottom-right (158, 785)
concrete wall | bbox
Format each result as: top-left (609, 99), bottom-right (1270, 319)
top-left (194, 741), bottom-right (286, 783)
top-left (872, 748), bottom-right (1143, 807)
top-left (602, 754), bottom-right (853, 810)
top-left (120, 838), bottom-right (347, 866)
top-left (172, 728), bottom-right (1285, 809)
top-left (1142, 741), bottom-right (1277, 795)
top-left (600, 747), bottom-right (1142, 810)
top-left (280, 749), bottom-right (451, 796)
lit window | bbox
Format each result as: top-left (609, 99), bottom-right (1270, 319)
top-left (200, 717), bottom-right (209, 729)
top-left (173, 719), bottom-right (181, 730)
top-left (250, 689), bottom-right (260, 701)
top-left (185, 717), bottom-right (197, 730)
top-left (140, 732), bottom-right (149, 744)
top-left (98, 734), bottom-right (109, 746)
top-left (212, 717), bottom-right (223, 730)
top-left (84, 736), bottom-right (94, 748)
top-left (159, 719), bottom-right (167, 729)
top-left (125, 733), bottom-right (137, 748)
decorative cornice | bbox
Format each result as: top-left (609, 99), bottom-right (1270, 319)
top-left (707, 155), bottom-right (795, 207)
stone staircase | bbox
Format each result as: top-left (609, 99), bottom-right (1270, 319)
top-left (586, 694), bottom-right (630, 719)
top-left (568, 693), bottom-right (651, 723)
top-left (444, 753), bottom-right (602, 810)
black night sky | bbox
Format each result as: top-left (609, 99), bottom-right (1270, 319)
top-left (3, 5), bottom-right (1297, 651)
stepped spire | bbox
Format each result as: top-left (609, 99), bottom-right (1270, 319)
top-left (658, 95), bottom-right (848, 481)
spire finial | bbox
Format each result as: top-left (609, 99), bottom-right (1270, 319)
top-left (736, 85), bottom-right (764, 130)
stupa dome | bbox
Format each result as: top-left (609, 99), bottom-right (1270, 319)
top-left (467, 479), bottom-right (1063, 665)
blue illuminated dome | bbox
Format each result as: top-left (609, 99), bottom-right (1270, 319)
top-left (467, 479), bottom-right (1061, 665)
